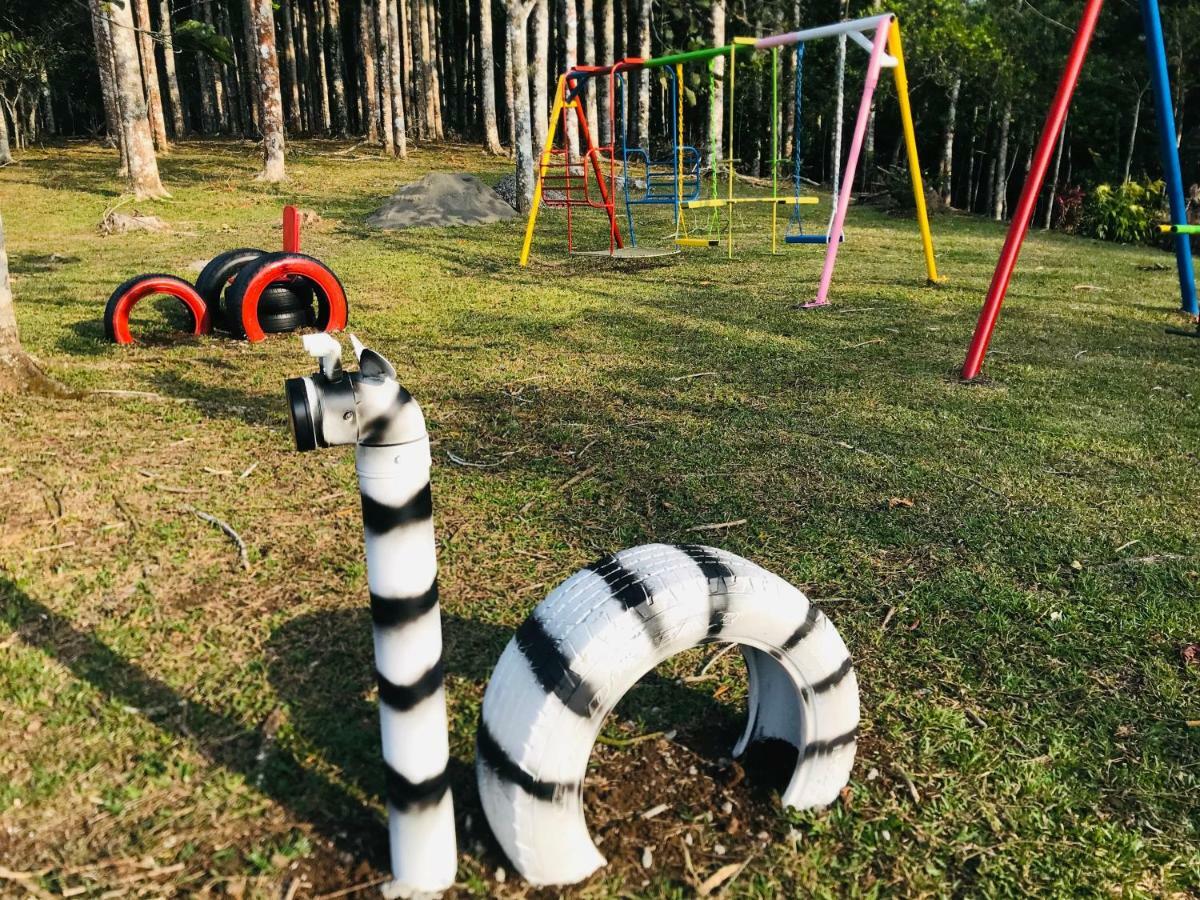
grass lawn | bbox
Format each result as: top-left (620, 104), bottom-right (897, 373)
top-left (1, 139), bottom-right (1197, 898)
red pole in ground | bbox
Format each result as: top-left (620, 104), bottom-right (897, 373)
top-left (961, 0), bottom-right (1105, 380)
top-left (282, 205), bottom-right (302, 253)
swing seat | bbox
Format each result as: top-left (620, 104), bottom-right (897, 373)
top-left (783, 233), bottom-right (845, 245)
top-left (675, 237), bottom-right (721, 248)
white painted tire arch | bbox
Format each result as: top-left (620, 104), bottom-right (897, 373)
top-left (476, 543), bottom-right (859, 886)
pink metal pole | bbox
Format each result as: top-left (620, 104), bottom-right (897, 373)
top-left (807, 19), bottom-right (891, 309)
top-left (961, 0), bottom-right (1105, 379)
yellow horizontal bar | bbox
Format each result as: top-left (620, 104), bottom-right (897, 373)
top-left (683, 197), bottom-right (819, 208)
top-left (675, 237), bottom-right (721, 247)
top-left (732, 36), bottom-right (758, 45)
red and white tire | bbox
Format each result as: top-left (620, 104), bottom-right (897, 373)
top-left (476, 543), bottom-right (859, 886)
top-left (225, 252), bottom-right (348, 342)
top-left (103, 274), bottom-right (212, 345)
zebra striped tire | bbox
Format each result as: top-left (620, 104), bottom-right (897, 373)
top-left (103, 274), bottom-right (212, 345)
top-left (476, 543), bottom-right (859, 887)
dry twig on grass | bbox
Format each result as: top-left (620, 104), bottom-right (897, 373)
top-left (686, 519), bottom-right (747, 533)
top-left (181, 505), bottom-right (249, 570)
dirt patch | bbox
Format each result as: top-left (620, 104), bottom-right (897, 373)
top-left (365, 174), bottom-right (518, 230)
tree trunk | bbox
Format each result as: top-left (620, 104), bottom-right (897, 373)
top-left (0, 207), bottom-right (67, 395)
top-left (598, 0), bottom-right (613, 145)
top-left (249, 0), bottom-right (287, 180)
top-left (310, 0), bottom-right (333, 131)
top-left (201, 0), bottom-right (227, 132)
top-left (157, 0), bottom-right (187, 135)
top-left (531, 0), bottom-right (548, 153)
top-left (504, 25), bottom-right (516, 150)
top-left (88, 0), bottom-right (124, 149)
top-left (1124, 86), bottom-right (1145, 183)
top-left (406, 0), bottom-right (425, 137)
top-left (480, 0), bottom-right (504, 152)
top-left (507, 0), bottom-right (537, 210)
top-left (280, 0), bottom-right (304, 133)
top-left (106, 0), bottom-right (168, 197)
top-left (636, 0), bottom-right (649, 146)
top-left (830, 0), bottom-right (848, 190)
top-left (581, 0), bottom-right (597, 139)
top-left (375, 0), bottom-right (394, 151)
top-left (359, 0), bottom-right (380, 142)
top-left (992, 98), bottom-right (1011, 221)
top-left (387, 0), bottom-right (409, 155)
top-left (938, 75), bottom-right (960, 205)
top-left (296, 0), bottom-right (315, 131)
top-left (38, 66), bottom-right (56, 136)
top-left (239, 0), bottom-right (263, 134)
top-left (0, 106), bottom-right (11, 165)
top-left (133, 0), bottom-right (169, 150)
top-left (1045, 115), bottom-right (1067, 230)
top-left (707, 0), bottom-right (724, 168)
top-left (564, 0), bottom-right (578, 155)
top-left (324, 0), bottom-right (350, 135)
top-left (220, 3), bottom-right (246, 134)
top-left (421, 0), bottom-right (443, 138)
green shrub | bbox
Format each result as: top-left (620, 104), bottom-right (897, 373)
top-left (1078, 180), bottom-right (1166, 245)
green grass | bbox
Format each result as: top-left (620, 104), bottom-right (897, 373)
top-left (1, 139), bottom-right (1198, 898)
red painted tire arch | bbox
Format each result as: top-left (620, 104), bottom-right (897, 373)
top-left (103, 274), bottom-right (212, 345)
top-left (225, 252), bottom-right (348, 343)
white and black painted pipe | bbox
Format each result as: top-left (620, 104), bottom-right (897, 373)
top-left (476, 543), bottom-right (859, 886)
top-left (285, 334), bottom-right (456, 898)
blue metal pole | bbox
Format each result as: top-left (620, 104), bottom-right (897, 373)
top-left (1140, 0), bottom-right (1198, 316)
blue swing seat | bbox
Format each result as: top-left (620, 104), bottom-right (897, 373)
top-left (783, 232), bottom-right (844, 245)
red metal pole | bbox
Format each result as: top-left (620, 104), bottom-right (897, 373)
top-left (961, 0), bottom-right (1104, 380)
top-left (282, 205), bottom-right (302, 253)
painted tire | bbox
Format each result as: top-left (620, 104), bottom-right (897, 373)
top-left (103, 273), bottom-right (212, 345)
top-left (476, 543), bottom-right (859, 886)
top-left (225, 252), bottom-right (348, 342)
top-left (259, 307), bottom-right (310, 334)
top-left (194, 248), bottom-right (266, 313)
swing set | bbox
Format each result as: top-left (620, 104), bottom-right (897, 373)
top-left (518, 13), bottom-right (942, 308)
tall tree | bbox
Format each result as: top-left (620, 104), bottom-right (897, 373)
top-left (359, 0), bottom-right (380, 142)
top-left (598, 0), bottom-right (613, 144)
top-left (479, 0), bottom-right (503, 152)
top-left (201, 0), bottom-right (228, 131)
top-left (707, 0), bottom-right (724, 167)
top-left (324, 0), bottom-right (350, 135)
top-left (132, 0), bottom-right (169, 150)
top-left (87, 0), bottom-right (122, 150)
top-left (506, 0), bottom-right (537, 209)
top-left (635, 0), bottom-right (649, 145)
top-left (563, 0), bottom-right (578, 155)
top-left (992, 97), bottom-right (1011, 221)
top-left (104, 0), bottom-right (167, 196)
top-left (531, 0), bottom-right (548, 152)
top-left (280, 0), bottom-right (304, 133)
top-left (249, 0), bottom-right (286, 180)
top-left (581, 0), bottom-right (597, 136)
top-left (0, 105), bottom-right (10, 165)
top-left (156, 0), bottom-right (186, 136)
top-left (386, 0), bottom-right (408, 155)
top-left (417, 0), bottom-right (440, 139)
top-left (375, 0), bottom-right (394, 152)
top-left (938, 75), bottom-right (960, 204)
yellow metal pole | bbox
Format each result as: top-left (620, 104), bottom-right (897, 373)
top-left (519, 75), bottom-right (568, 267)
top-left (727, 45), bottom-right (735, 259)
top-left (889, 19), bottom-right (941, 284)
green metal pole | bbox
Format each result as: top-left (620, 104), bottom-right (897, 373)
top-left (772, 46), bottom-right (779, 254)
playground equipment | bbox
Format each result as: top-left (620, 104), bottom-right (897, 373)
top-left (520, 13), bottom-right (942, 309)
top-left (283, 336), bottom-right (860, 892)
top-left (961, 0), bottom-right (1197, 379)
top-left (103, 207), bottom-right (349, 345)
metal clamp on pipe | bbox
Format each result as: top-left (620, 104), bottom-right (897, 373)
top-left (284, 334), bottom-right (457, 898)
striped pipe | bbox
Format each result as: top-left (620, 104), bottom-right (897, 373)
top-left (286, 336), bottom-right (456, 897)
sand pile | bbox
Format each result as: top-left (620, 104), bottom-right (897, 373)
top-left (366, 173), bottom-right (519, 229)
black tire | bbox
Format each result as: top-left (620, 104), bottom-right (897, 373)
top-left (195, 248), bottom-right (266, 330)
top-left (258, 281), bottom-right (314, 314)
top-left (258, 307), bottom-right (311, 334)
top-left (226, 251), bottom-right (346, 338)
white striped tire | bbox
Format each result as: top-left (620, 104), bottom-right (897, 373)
top-left (476, 543), bottom-right (859, 886)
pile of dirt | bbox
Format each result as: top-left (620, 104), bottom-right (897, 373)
top-left (366, 173), bottom-right (519, 229)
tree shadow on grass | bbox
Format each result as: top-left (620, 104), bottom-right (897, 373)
top-left (0, 577), bottom-right (375, 861)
